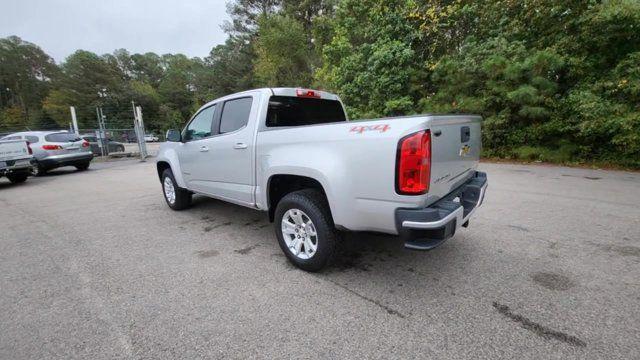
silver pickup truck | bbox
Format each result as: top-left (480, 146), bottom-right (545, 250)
top-left (0, 139), bottom-right (33, 184)
top-left (157, 88), bottom-right (487, 271)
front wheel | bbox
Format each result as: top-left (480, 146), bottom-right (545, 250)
top-left (75, 161), bottom-right (90, 171)
top-left (274, 189), bottom-right (340, 272)
top-left (161, 169), bottom-right (191, 210)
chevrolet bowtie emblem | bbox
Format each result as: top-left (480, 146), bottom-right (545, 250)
top-left (459, 144), bottom-right (471, 157)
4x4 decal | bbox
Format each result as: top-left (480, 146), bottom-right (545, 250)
top-left (350, 124), bottom-right (390, 134)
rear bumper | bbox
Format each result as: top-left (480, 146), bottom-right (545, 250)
top-left (39, 152), bottom-right (93, 168)
top-left (395, 171), bottom-right (487, 250)
top-left (0, 158), bottom-right (34, 176)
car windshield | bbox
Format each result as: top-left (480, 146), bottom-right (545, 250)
top-left (45, 133), bottom-right (81, 142)
top-left (266, 96), bottom-right (346, 127)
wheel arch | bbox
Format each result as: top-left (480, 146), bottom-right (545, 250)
top-left (155, 147), bottom-right (187, 188)
top-left (156, 161), bottom-right (171, 181)
top-left (267, 174), bottom-right (333, 223)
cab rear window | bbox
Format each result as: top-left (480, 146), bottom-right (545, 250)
top-left (45, 133), bottom-right (81, 142)
top-left (266, 96), bottom-right (346, 127)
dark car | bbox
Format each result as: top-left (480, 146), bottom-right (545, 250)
top-left (80, 134), bottom-right (126, 155)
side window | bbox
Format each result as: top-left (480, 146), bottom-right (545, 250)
top-left (219, 97), bottom-right (253, 134)
top-left (184, 105), bottom-right (216, 141)
top-left (4, 136), bottom-right (21, 140)
top-left (26, 136), bottom-right (39, 143)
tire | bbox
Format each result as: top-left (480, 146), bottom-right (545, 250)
top-left (161, 168), bottom-right (191, 210)
top-left (75, 161), bottom-right (90, 171)
top-left (117, 146), bottom-right (125, 152)
top-left (7, 173), bottom-right (28, 183)
top-left (274, 189), bottom-right (340, 272)
top-left (32, 163), bottom-right (46, 176)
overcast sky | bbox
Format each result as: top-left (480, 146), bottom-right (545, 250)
top-left (0, 0), bottom-right (231, 63)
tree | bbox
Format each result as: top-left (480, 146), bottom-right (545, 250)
top-left (0, 36), bottom-right (57, 130)
top-left (319, 0), bottom-right (419, 117)
top-left (254, 15), bottom-right (313, 87)
top-left (224, 0), bottom-right (282, 35)
top-left (42, 50), bottom-right (126, 128)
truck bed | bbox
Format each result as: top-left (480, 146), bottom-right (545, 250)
top-left (255, 114), bottom-right (482, 234)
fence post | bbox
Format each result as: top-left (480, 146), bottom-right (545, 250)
top-left (70, 106), bottom-right (79, 136)
top-left (132, 102), bottom-right (148, 160)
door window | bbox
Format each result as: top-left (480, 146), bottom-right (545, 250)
top-left (184, 105), bottom-right (216, 141)
top-left (219, 97), bottom-right (253, 134)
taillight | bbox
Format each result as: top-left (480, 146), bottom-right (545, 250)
top-left (82, 141), bottom-right (90, 148)
top-left (396, 130), bottom-right (431, 195)
top-left (42, 144), bottom-right (63, 150)
top-left (295, 89), bottom-right (321, 98)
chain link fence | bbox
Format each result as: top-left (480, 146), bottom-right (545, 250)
top-left (1, 103), bottom-right (162, 158)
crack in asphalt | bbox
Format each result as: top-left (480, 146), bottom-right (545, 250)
top-left (326, 278), bottom-right (406, 319)
top-left (493, 302), bottom-right (586, 348)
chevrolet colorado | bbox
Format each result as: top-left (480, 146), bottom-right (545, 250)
top-left (157, 88), bottom-right (487, 271)
top-left (0, 139), bottom-right (33, 183)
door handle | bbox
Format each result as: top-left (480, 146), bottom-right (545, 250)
top-left (199, 145), bottom-right (209, 152)
top-left (233, 143), bottom-right (248, 149)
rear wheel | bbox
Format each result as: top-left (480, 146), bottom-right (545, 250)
top-left (32, 163), bottom-right (46, 176)
top-left (274, 189), bottom-right (340, 272)
top-left (161, 168), bottom-right (191, 210)
top-left (75, 161), bottom-right (90, 171)
top-left (7, 173), bottom-right (28, 183)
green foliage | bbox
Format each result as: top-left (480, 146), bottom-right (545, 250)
top-left (0, 36), bottom-right (58, 130)
top-left (254, 15), bottom-right (313, 87)
top-left (319, 0), bottom-right (419, 117)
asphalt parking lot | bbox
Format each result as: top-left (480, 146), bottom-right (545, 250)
top-left (1, 160), bottom-right (638, 359)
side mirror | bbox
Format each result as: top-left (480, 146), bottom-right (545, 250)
top-left (166, 129), bottom-right (181, 142)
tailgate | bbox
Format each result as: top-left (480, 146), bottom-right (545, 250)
top-left (429, 115), bottom-right (482, 198)
top-left (0, 140), bottom-right (30, 162)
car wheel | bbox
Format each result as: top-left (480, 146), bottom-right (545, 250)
top-left (274, 189), bottom-right (340, 272)
top-left (161, 169), bottom-right (191, 210)
top-left (7, 173), bottom-right (28, 183)
top-left (118, 146), bottom-right (125, 152)
top-left (32, 163), bottom-right (46, 176)
top-left (75, 161), bottom-right (90, 171)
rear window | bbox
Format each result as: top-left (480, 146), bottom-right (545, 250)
top-left (266, 96), bottom-right (346, 127)
top-left (220, 97), bottom-right (253, 133)
top-left (45, 133), bottom-right (81, 142)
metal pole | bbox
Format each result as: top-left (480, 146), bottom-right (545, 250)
top-left (95, 107), bottom-right (104, 157)
top-left (132, 102), bottom-right (143, 159)
top-left (101, 108), bottom-right (109, 156)
top-left (132, 101), bottom-right (139, 146)
top-left (70, 106), bottom-right (79, 136)
top-left (98, 107), bottom-right (108, 157)
top-left (136, 106), bottom-right (148, 159)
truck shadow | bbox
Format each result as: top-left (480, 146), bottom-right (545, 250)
top-left (39, 167), bottom-right (84, 176)
top-left (188, 194), bottom-right (465, 279)
top-left (330, 231), bottom-right (464, 275)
